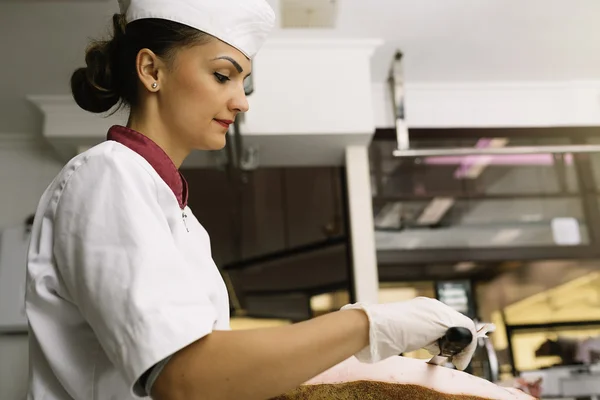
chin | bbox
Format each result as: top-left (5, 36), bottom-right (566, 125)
top-left (189, 127), bottom-right (228, 151)
top-left (198, 136), bottom-right (227, 151)
top-left (211, 135), bottom-right (228, 150)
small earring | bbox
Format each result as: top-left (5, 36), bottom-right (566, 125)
top-left (152, 82), bottom-right (158, 89)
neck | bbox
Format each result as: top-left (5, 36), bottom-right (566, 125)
top-left (127, 110), bottom-right (189, 169)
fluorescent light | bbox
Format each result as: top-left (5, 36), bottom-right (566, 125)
top-left (551, 217), bottom-right (581, 245)
top-left (454, 138), bottom-right (509, 179)
top-left (374, 202), bottom-right (402, 229)
top-left (491, 229), bottom-right (522, 244)
top-left (425, 153), bottom-right (574, 167)
top-left (416, 197), bottom-right (455, 225)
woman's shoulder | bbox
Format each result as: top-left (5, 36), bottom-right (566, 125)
top-left (52, 140), bottom-right (163, 201)
top-left (81, 140), bottom-right (160, 177)
top-left (68, 140), bottom-right (161, 181)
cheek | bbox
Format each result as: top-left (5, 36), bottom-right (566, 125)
top-left (175, 75), bottom-right (214, 118)
top-left (163, 72), bottom-right (229, 148)
top-left (166, 66), bottom-right (211, 108)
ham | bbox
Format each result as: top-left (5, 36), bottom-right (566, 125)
top-left (271, 356), bottom-right (537, 399)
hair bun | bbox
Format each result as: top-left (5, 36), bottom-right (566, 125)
top-left (70, 14), bottom-right (126, 113)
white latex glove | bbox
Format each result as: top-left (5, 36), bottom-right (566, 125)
top-left (341, 297), bottom-right (478, 370)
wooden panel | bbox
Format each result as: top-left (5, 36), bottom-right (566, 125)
top-left (183, 167), bottom-right (347, 296)
top-left (240, 169), bottom-right (286, 259)
top-left (234, 243), bottom-right (349, 293)
top-left (183, 168), bottom-right (238, 266)
top-left (283, 167), bottom-right (345, 248)
top-left (184, 168), bottom-right (288, 265)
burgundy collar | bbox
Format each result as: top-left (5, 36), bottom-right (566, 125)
top-left (107, 125), bottom-right (188, 209)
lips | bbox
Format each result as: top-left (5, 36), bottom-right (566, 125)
top-left (214, 119), bottom-right (233, 128)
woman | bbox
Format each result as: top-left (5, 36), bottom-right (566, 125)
top-left (25, 1), bottom-right (479, 399)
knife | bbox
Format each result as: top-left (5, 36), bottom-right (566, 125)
top-left (427, 326), bottom-right (474, 366)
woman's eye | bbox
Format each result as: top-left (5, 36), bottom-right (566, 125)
top-left (214, 72), bottom-right (230, 83)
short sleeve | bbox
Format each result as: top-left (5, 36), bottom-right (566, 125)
top-left (52, 150), bottom-right (217, 397)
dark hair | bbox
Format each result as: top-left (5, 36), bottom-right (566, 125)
top-left (71, 14), bottom-right (212, 114)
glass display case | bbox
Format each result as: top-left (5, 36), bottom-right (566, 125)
top-left (371, 129), bottom-right (600, 265)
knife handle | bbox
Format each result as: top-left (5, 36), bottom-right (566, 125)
top-left (438, 327), bottom-right (473, 357)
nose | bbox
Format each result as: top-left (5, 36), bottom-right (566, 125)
top-left (228, 84), bottom-right (250, 114)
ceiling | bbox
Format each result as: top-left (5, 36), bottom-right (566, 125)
top-left (1, 0), bottom-right (599, 135)
top-left (273, 0), bottom-right (600, 82)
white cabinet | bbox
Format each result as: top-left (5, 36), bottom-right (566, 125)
top-left (0, 225), bottom-right (30, 332)
top-left (30, 38), bottom-right (384, 168)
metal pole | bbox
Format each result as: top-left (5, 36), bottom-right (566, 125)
top-left (389, 50), bottom-right (410, 151)
top-left (393, 144), bottom-right (600, 158)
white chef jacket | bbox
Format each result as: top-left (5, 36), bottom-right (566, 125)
top-left (25, 125), bottom-right (231, 399)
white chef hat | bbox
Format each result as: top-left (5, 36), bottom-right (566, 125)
top-left (118, 0), bottom-right (276, 59)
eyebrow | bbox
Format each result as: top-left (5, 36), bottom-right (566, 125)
top-left (213, 56), bottom-right (243, 73)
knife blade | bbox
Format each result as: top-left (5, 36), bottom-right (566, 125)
top-left (427, 326), bottom-right (474, 366)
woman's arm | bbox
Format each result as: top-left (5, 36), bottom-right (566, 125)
top-left (151, 309), bottom-right (369, 400)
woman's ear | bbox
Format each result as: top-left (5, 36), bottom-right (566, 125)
top-left (136, 48), bottom-right (163, 92)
